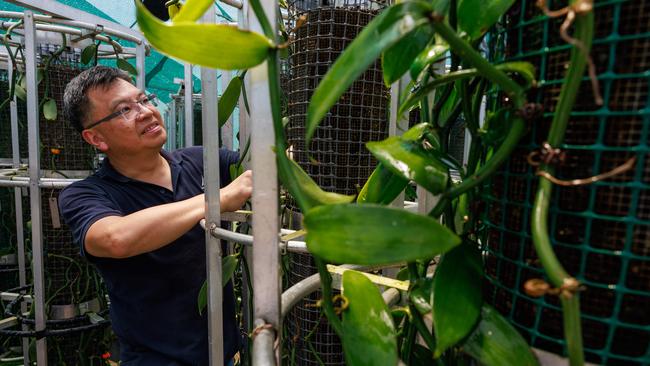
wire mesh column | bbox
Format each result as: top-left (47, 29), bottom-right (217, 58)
top-left (482, 1), bottom-right (650, 364)
top-left (283, 1), bottom-right (388, 364)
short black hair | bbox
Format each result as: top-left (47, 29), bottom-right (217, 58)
top-left (63, 66), bottom-right (132, 133)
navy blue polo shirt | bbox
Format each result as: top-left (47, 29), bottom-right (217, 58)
top-left (59, 147), bottom-right (240, 365)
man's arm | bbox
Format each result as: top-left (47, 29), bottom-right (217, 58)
top-left (85, 170), bottom-right (252, 258)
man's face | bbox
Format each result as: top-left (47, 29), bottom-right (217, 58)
top-left (82, 79), bottom-right (166, 154)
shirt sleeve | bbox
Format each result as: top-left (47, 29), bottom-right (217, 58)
top-left (58, 181), bottom-right (124, 259)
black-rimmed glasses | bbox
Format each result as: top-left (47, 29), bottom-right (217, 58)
top-left (84, 93), bottom-right (157, 130)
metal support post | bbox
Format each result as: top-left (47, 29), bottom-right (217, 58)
top-left (249, 0), bottom-right (280, 364)
top-left (24, 10), bottom-right (47, 365)
top-left (165, 102), bottom-right (176, 151)
top-left (200, 7), bottom-right (224, 366)
top-left (184, 63), bottom-right (194, 147)
top-left (135, 42), bottom-right (146, 90)
top-left (221, 70), bottom-right (233, 150)
top-left (8, 51), bottom-right (29, 363)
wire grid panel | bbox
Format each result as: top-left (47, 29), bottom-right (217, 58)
top-left (482, 1), bottom-right (650, 364)
top-left (37, 45), bottom-right (97, 171)
top-left (283, 5), bottom-right (389, 365)
top-left (286, 7), bottom-right (390, 201)
top-left (37, 188), bottom-right (111, 363)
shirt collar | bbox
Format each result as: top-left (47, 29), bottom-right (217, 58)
top-left (96, 149), bottom-right (181, 183)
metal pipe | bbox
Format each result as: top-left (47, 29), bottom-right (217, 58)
top-left (0, 21), bottom-right (137, 56)
top-left (23, 10), bottom-right (48, 365)
top-left (2, 1), bottom-right (145, 42)
top-left (205, 225), bottom-right (309, 254)
top-left (219, 0), bottom-right (243, 10)
top-left (136, 43), bottom-right (146, 90)
top-left (8, 52), bottom-right (29, 364)
top-left (184, 63), bottom-right (193, 147)
top-left (251, 319), bottom-right (276, 366)
top-left (200, 6), bottom-right (224, 365)
top-left (249, 0), bottom-right (281, 361)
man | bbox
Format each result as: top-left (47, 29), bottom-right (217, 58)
top-left (59, 65), bottom-right (252, 365)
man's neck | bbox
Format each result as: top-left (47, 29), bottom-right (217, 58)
top-left (107, 148), bottom-right (172, 190)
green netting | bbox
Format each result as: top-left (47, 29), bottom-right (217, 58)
top-left (481, 0), bottom-right (650, 364)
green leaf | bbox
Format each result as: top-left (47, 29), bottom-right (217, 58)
top-left (306, 1), bottom-right (434, 145)
top-left (14, 84), bottom-right (26, 101)
top-left (400, 62), bottom-right (535, 117)
top-left (172, 0), bottom-right (214, 23)
top-left (409, 277), bottom-right (433, 315)
top-left (218, 76), bottom-right (242, 127)
top-left (198, 255), bottom-right (240, 315)
top-left (305, 204), bottom-right (461, 265)
top-left (457, 0), bottom-right (516, 40)
top-left (277, 154), bottom-right (355, 213)
top-left (198, 281), bottom-right (207, 315)
top-left (366, 137), bottom-right (448, 195)
top-left (136, 0), bottom-right (272, 70)
top-left (463, 305), bottom-right (540, 366)
top-left (357, 163), bottom-right (408, 205)
top-left (229, 163), bottom-right (244, 181)
top-left (342, 270), bottom-right (398, 366)
top-left (411, 344), bottom-right (436, 366)
top-left (410, 43), bottom-right (449, 80)
top-left (42, 98), bottom-right (57, 121)
top-left (382, 26), bottom-right (434, 86)
top-left (116, 58), bottom-right (138, 76)
top-left (222, 254), bottom-right (238, 285)
top-left (432, 242), bottom-right (483, 357)
top-left (81, 43), bottom-right (97, 65)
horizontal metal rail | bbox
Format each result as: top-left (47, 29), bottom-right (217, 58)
top-left (200, 221), bottom-right (310, 253)
top-left (0, 10), bottom-right (144, 45)
top-left (0, 20), bottom-right (138, 56)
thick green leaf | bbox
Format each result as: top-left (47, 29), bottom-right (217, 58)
top-left (229, 163), bottom-right (244, 181)
top-left (218, 76), bottom-right (242, 127)
top-left (305, 204), bottom-right (461, 265)
top-left (306, 1), bottom-right (434, 145)
top-left (409, 277), bottom-right (433, 315)
top-left (42, 98), bottom-right (57, 121)
top-left (342, 270), bottom-right (398, 366)
top-left (457, 0), bottom-right (516, 40)
top-left (432, 242), bottom-right (483, 357)
top-left (136, 0), bottom-right (271, 70)
top-left (357, 163), bottom-right (408, 205)
top-left (14, 84), bottom-right (26, 101)
top-left (410, 43), bottom-right (449, 80)
top-left (198, 255), bottom-right (239, 315)
top-left (367, 137), bottom-right (448, 195)
top-left (81, 43), bottom-right (97, 65)
top-left (116, 58), bottom-right (138, 76)
top-left (382, 26), bottom-right (434, 86)
top-left (277, 154), bottom-right (354, 212)
top-left (172, 0), bottom-right (213, 23)
top-left (462, 305), bottom-right (540, 366)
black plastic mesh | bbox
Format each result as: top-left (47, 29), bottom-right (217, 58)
top-left (37, 45), bottom-right (96, 171)
top-left (482, 1), bottom-right (650, 364)
top-left (284, 3), bottom-right (389, 365)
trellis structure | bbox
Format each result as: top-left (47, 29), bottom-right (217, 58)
top-left (0, 1), bottom-right (148, 363)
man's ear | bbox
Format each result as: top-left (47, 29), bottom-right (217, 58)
top-left (81, 130), bottom-right (109, 152)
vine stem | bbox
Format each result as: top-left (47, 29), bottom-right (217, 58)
top-left (531, 3), bottom-right (595, 365)
top-left (428, 19), bottom-right (527, 217)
